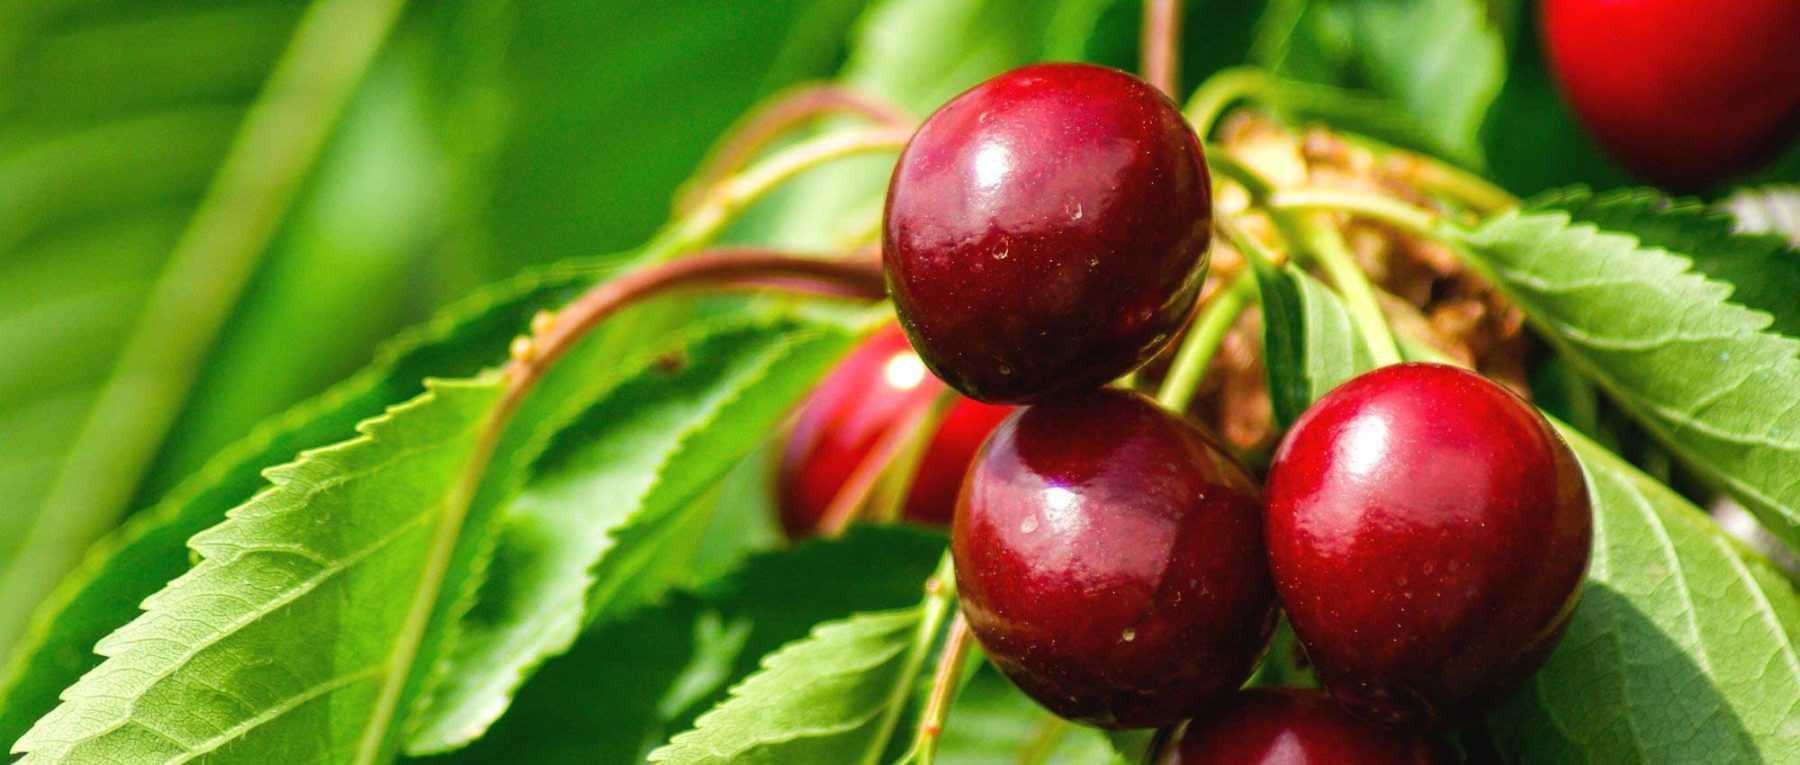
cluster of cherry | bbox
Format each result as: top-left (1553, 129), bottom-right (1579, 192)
top-left (782, 64), bottom-right (1591, 762)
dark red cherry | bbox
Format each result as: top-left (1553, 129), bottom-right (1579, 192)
top-left (953, 389), bottom-right (1275, 728)
top-left (1170, 689), bottom-right (1447, 764)
top-left (1264, 363), bottom-right (1591, 725)
top-left (1542, 0), bottom-right (1800, 189)
top-left (883, 62), bottom-right (1212, 403)
top-left (778, 325), bottom-right (1010, 537)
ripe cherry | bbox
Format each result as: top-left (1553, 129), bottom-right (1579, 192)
top-left (884, 63), bottom-right (1212, 403)
top-left (1170, 689), bottom-right (1446, 764)
top-left (778, 325), bottom-right (1009, 537)
top-left (1264, 363), bottom-right (1591, 725)
top-left (1542, 0), bottom-right (1800, 189)
top-left (953, 389), bottom-right (1275, 728)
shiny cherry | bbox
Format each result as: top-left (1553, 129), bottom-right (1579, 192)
top-left (953, 390), bottom-right (1274, 728)
top-left (884, 63), bottom-right (1212, 403)
top-left (1170, 689), bottom-right (1446, 764)
top-left (1264, 363), bottom-right (1591, 725)
top-left (778, 325), bottom-right (1010, 537)
top-left (1542, 0), bottom-right (1800, 189)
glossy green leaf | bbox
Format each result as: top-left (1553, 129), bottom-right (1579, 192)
top-left (407, 314), bottom-right (865, 753)
top-left (419, 526), bottom-right (946, 765)
top-left (0, 257), bottom-right (621, 749)
top-left (648, 607), bottom-right (929, 765)
top-left (1252, 260), bottom-right (1372, 427)
top-left (14, 375), bottom-right (510, 763)
top-left (1260, 257), bottom-right (1800, 764)
top-left (1538, 187), bottom-right (1800, 337)
top-left (1460, 205), bottom-right (1800, 551)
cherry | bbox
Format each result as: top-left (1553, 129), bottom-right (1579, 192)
top-left (1170, 689), bottom-right (1446, 764)
top-left (778, 325), bottom-right (1009, 537)
top-left (884, 63), bottom-right (1212, 403)
top-left (1542, 0), bottom-right (1800, 189)
top-left (953, 389), bottom-right (1274, 728)
top-left (1264, 363), bottom-right (1591, 726)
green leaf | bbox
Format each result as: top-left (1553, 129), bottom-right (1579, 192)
top-left (1477, 6), bottom-right (1631, 194)
top-left (1460, 206), bottom-right (1800, 551)
top-left (406, 314), bottom-right (864, 753)
top-left (14, 375), bottom-right (510, 763)
top-left (0, 0), bottom-right (410, 654)
top-left (0, 257), bottom-right (621, 749)
top-left (931, 668), bottom-right (1118, 765)
top-left (417, 526), bottom-right (946, 765)
top-left (1258, 258), bottom-right (1800, 763)
top-left (648, 608), bottom-right (928, 765)
top-left (1724, 185), bottom-right (1800, 247)
top-left (1252, 260), bottom-right (1373, 427)
top-left (1251, 0), bottom-right (1503, 166)
top-left (1491, 431), bottom-right (1800, 763)
top-left (1537, 187), bottom-right (1800, 337)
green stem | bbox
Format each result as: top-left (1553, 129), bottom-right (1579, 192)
top-left (1337, 133), bottom-right (1519, 214)
top-left (649, 127), bottom-right (912, 261)
top-left (865, 553), bottom-right (958, 765)
top-left (1157, 271), bottom-right (1255, 412)
top-left (1014, 715), bottom-right (1071, 765)
top-left (1206, 149), bottom-right (1276, 198)
top-left (1266, 187), bottom-right (1440, 238)
top-left (1279, 210), bottom-right (1402, 366)
top-left (910, 613), bottom-right (976, 765)
top-left (1184, 67), bottom-right (1270, 138)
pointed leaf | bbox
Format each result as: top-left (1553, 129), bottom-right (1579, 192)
top-left (648, 609), bottom-right (929, 765)
top-left (1460, 205), bottom-right (1800, 551)
top-left (420, 526), bottom-right (946, 765)
top-left (406, 313), bottom-right (864, 752)
top-left (1538, 187), bottom-right (1800, 337)
top-left (14, 376), bottom-right (509, 763)
top-left (0, 257), bottom-right (622, 747)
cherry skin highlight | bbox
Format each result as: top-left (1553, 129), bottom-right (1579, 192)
top-left (953, 389), bottom-right (1275, 728)
top-left (1542, 0), bottom-right (1800, 189)
top-left (1264, 363), bottom-right (1592, 726)
top-left (884, 62), bottom-right (1212, 403)
top-left (777, 325), bottom-right (1009, 537)
top-left (1170, 689), bottom-right (1446, 765)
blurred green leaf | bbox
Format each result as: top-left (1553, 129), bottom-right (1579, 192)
top-left (932, 668), bottom-right (1119, 765)
top-left (0, 0), bottom-right (413, 655)
top-left (1251, 0), bottom-right (1503, 166)
top-left (429, 0), bottom-right (873, 281)
top-left (408, 314), bottom-right (864, 753)
top-left (1477, 3), bottom-right (1631, 194)
top-left (1461, 202), bottom-right (1800, 552)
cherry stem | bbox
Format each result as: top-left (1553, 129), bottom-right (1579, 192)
top-left (1014, 715), bottom-right (1072, 765)
top-left (656, 127), bottom-right (914, 258)
top-left (867, 553), bottom-right (958, 765)
top-left (1184, 67), bottom-right (1268, 138)
top-left (818, 391), bottom-right (949, 537)
top-left (502, 247), bottom-right (885, 407)
top-left (1267, 187), bottom-right (1442, 239)
top-left (867, 391), bottom-right (958, 526)
top-left (1142, 0), bottom-right (1184, 98)
top-left (1157, 268), bottom-right (1256, 413)
top-left (675, 85), bottom-right (914, 216)
top-left (911, 613), bottom-right (977, 765)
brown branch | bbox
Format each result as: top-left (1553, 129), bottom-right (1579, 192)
top-left (1142, 0), bottom-right (1184, 99)
top-left (501, 247), bottom-right (886, 413)
top-left (676, 85), bottom-right (915, 215)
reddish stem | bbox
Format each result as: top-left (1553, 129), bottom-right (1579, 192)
top-left (914, 613), bottom-right (976, 761)
top-left (816, 391), bottom-right (941, 537)
top-left (676, 85), bottom-right (915, 215)
top-left (503, 247), bottom-right (886, 408)
top-left (1142, 0), bottom-right (1184, 98)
